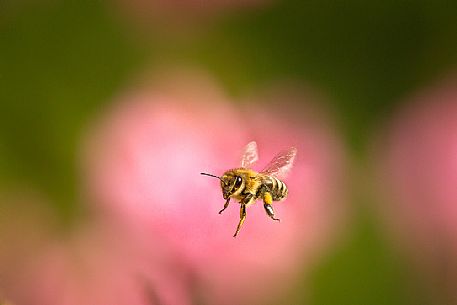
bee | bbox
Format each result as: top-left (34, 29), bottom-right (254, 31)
top-left (201, 141), bottom-right (297, 237)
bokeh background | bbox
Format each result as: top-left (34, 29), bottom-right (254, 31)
top-left (2, 0), bottom-right (457, 304)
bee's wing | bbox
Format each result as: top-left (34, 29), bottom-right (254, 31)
top-left (260, 147), bottom-right (297, 179)
top-left (240, 141), bottom-right (259, 168)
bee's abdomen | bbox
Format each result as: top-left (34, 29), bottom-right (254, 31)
top-left (263, 176), bottom-right (288, 201)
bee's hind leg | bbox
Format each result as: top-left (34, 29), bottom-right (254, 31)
top-left (219, 198), bottom-right (230, 214)
top-left (263, 192), bottom-right (280, 222)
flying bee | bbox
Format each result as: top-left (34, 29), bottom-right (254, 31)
top-left (201, 141), bottom-right (297, 237)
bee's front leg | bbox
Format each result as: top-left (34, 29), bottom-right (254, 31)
top-left (219, 198), bottom-right (230, 214)
top-left (263, 192), bottom-right (280, 222)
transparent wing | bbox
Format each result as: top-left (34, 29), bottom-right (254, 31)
top-left (240, 141), bottom-right (259, 168)
top-left (260, 147), bottom-right (297, 179)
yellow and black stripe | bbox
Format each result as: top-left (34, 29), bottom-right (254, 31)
top-left (263, 176), bottom-right (288, 201)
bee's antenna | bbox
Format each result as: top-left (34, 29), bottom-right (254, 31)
top-left (200, 172), bottom-right (223, 181)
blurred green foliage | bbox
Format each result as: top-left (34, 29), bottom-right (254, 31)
top-left (1, 0), bottom-right (457, 304)
top-left (0, 0), bottom-right (144, 220)
top-left (307, 207), bottom-right (429, 305)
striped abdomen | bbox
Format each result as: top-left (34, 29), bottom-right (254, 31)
top-left (262, 175), bottom-right (288, 201)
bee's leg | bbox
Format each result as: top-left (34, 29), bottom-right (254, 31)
top-left (233, 194), bottom-right (255, 237)
top-left (263, 192), bottom-right (280, 222)
top-left (233, 203), bottom-right (247, 237)
top-left (219, 198), bottom-right (230, 214)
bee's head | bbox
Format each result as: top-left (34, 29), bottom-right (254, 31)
top-left (220, 172), bottom-right (244, 199)
top-left (201, 171), bottom-right (244, 199)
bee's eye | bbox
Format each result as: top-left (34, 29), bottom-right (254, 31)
top-left (234, 176), bottom-right (243, 188)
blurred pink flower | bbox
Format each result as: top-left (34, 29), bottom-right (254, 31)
top-left (375, 76), bottom-right (457, 302)
top-left (82, 72), bottom-right (346, 304)
top-left (3, 216), bottom-right (195, 305)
